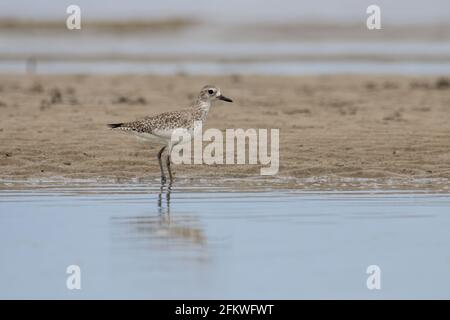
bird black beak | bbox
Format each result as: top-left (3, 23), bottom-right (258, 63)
top-left (218, 95), bottom-right (233, 103)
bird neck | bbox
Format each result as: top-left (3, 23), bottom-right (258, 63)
top-left (192, 98), bottom-right (211, 120)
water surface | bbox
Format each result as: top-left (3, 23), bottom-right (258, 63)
top-left (1, 184), bottom-right (450, 299)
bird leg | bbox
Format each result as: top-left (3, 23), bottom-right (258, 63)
top-left (157, 146), bottom-right (167, 184)
top-left (166, 153), bottom-right (173, 182)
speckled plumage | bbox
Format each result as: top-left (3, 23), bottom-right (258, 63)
top-left (110, 105), bottom-right (207, 134)
top-left (108, 85), bottom-right (217, 137)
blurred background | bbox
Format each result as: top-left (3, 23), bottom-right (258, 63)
top-left (0, 0), bottom-right (450, 75)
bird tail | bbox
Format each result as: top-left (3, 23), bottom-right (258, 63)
top-left (107, 123), bottom-right (124, 129)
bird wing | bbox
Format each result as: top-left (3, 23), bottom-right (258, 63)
top-left (109, 109), bottom-right (194, 134)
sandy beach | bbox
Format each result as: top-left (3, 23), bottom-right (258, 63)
top-left (0, 75), bottom-right (450, 188)
top-left (0, 74), bottom-right (449, 187)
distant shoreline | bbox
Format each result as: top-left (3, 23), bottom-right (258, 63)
top-left (0, 17), bottom-right (197, 32)
top-left (1, 18), bottom-right (450, 41)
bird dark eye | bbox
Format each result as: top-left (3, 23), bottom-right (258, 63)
top-left (208, 89), bottom-right (214, 95)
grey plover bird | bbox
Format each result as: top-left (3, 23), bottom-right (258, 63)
top-left (108, 85), bottom-right (233, 183)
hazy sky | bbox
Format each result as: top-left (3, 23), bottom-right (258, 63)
top-left (0, 0), bottom-right (449, 24)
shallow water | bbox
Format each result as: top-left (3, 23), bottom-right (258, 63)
top-left (4, 59), bottom-right (450, 76)
top-left (2, 35), bottom-right (450, 75)
top-left (1, 184), bottom-right (450, 299)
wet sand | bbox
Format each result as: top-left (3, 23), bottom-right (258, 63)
top-left (1, 74), bottom-right (450, 187)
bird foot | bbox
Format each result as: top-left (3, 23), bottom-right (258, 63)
top-left (161, 176), bottom-right (167, 184)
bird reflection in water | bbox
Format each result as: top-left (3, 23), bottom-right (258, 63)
top-left (157, 182), bottom-right (171, 215)
top-left (112, 182), bottom-right (206, 250)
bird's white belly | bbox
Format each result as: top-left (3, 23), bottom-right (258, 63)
top-left (134, 132), bottom-right (169, 145)
top-left (134, 128), bottom-right (194, 146)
